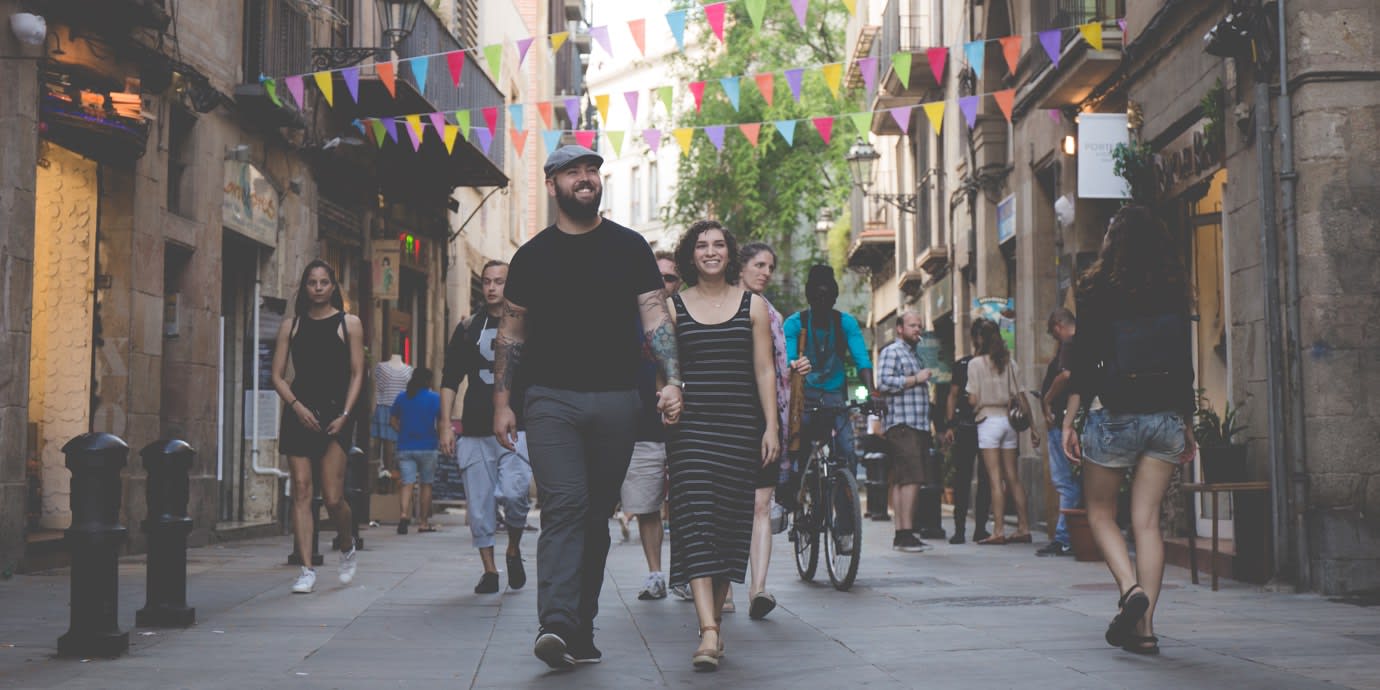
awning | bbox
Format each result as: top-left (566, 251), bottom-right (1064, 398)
top-left (847, 224), bottom-right (896, 270)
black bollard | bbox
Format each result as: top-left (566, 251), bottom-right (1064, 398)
top-left (915, 446), bottom-right (947, 539)
top-left (136, 440), bottom-right (196, 627)
top-left (857, 435), bottom-right (891, 521)
top-left (57, 433), bottom-right (130, 658)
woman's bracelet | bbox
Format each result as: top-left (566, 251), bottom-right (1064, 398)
top-left (287, 399), bottom-right (298, 408)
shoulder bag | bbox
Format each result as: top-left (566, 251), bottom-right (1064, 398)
top-left (1006, 361), bottom-right (1033, 432)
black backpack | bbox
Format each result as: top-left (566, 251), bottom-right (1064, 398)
top-left (1100, 311), bottom-right (1192, 403)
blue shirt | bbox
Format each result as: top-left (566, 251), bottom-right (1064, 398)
top-left (390, 390), bottom-right (441, 451)
top-left (784, 309), bottom-right (872, 394)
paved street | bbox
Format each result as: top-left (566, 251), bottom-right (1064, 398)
top-left (2, 510), bottom-right (1378, 690)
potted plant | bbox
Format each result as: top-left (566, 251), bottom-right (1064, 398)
top-left (1112, 141), bottom-right (1158, 204)
top-left (1194, 391), bottom-right (1248, 483)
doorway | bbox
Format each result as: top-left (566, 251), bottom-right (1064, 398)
top-left (1187, 169), bottom-right (1232, 539)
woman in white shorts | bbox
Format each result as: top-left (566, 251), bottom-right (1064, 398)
top-left (966, 319), bottom-right (1039, 545)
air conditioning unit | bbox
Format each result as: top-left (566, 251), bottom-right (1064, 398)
top-left (563, 0), bottom-right (583, 22)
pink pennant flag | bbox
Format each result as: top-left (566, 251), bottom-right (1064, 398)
top-left (284, 75), bottom-right (305, 109)
top-left (958, 95), bottom-right (979, 129)
top-left (1118, 18), bottom-right (1127, 35)
top-left (926, 47), bottom-right (948, 84)
top-left (889, 106), bottom-right (913, 134)
top-left (406, 123), bottom-right (421, 151)
top-left (857, 56), bottom-right (877, 93)
top-left (705, 125), bottom-right (726, 151)
top-left (447, 51), bottom-right (465, 87)
top-left (1047, 109), bottom-right (1062, 124)
top-left (564, 97), bottom-right (580, 127)
top-left (429, 112), bottom-right (447, 135)
top-left (517, 38), bottom-right (535, 65)
top-left (704, 2), bottom-right (727, 43)
top-left (624, 91), bottom-right (640, 121)
top-left (812, 116), bottom-right (834, 144)
top-left (690, 81), bottom-right (707, 112)
top-left (784, 68), bottom-right (804, 102)
top-left (755, 73), bottom-right (774, 106)
top-left (790, 0), bottom-right (809, 29)
top-left (628, 18), bottom-right (646, 56)
top-left (574, 130), bottom-right (596, 148)
top-left (591, 25), bottom-right (613, 57)
top-left (643, 128), bottom-right (662, 153)
top-left (483, 106), bottom-right (498, 136)
top-left (739, 122), bottom-right (761, 147)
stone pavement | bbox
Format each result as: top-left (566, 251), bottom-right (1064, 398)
top-left (2, 509), bottom-right (1378, 690)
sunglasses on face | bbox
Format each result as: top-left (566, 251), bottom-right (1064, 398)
top-left (662, 274), bottom-right (680, 283)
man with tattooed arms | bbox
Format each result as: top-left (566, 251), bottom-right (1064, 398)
top-left (494, 145), bottom-right (683, 671)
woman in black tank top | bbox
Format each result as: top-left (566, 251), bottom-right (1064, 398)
top-left (271, 260), bottom-right (365, 593)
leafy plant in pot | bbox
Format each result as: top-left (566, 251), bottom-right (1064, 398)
top-left (1194, 390), bottom-right (1248, 483)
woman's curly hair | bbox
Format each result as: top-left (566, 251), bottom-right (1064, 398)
top-left (674, 219), bottom-right (741, 287)
top-left (1077, 204), bottom-right (1192, 311)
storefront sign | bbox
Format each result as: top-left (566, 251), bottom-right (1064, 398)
top-left (373, 245), bottom-right (401, 301)
top-left (996, 194), bottom-right (1016, 244)
top-left (223, 161), bottom-right (279, 247)
top-left (1155, 118), bottom-right (1224, 200)
top-left (1078, 113), bottom-right (1130, 199)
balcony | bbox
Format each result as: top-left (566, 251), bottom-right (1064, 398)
top-left (846, 221), bottom-right (896, 271)
top-left (917, 245), bottom-right (949, 275)
top-left (32, 0), bottom-right (170, 32)
top-left (872, 0), bottom-right (943, 117)
top-left (1018, 0), bottom-right (1126, 112)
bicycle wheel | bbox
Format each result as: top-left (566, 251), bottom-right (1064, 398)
top-left (824, 468), bottom-right (863, 591)
top-left (792, 472), bottom-right (819, 582)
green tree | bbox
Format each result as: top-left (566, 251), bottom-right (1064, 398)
top-left (667, 1), bottom-right (863, 311)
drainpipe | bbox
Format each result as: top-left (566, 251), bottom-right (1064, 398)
top-left (249, 246), bottom-right (290, 495)
top-left (1275, 0), bottom-right (1309, 592)
top-left (1255, 77), bottom-right (1290, 587)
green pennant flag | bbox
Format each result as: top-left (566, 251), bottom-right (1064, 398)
top-left (657, 85), bottom-right (674, 115)
top-left (262, 77), bottom-right (282, 107)
top-left (745, 0), bottom-right (767, 29)
top-left (607, 130), bottom-right (625, 156)
top-left (484, 44), bottom-right (503, 77)
top-left (370, 120), bottom-right (386, 147)
top-left (893, 52), bottom-right (912, 89)
top-left (849, 112), bottom-right (872, 135)
top-left (456, 110), bottom-right (471, 140)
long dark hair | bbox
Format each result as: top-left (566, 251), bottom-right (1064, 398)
top-left (675, 219), bottom-right (741, 287)
top-left (405, 367), bottom-right (433, 398)
top-left (1077, 204), bottom-right (1191, 311)
top-left (294, 259), bottom-right (345, 315)
top-left (972, 318), bottom-right (1010, 372)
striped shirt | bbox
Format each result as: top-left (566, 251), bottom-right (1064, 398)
top-left (373, 361), bottom-right (412, 408)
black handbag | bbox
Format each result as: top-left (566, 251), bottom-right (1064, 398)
top-left (1006, 362), bottom-right (1033, 432)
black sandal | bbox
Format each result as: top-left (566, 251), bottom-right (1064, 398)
top-left (1121, 634), bottom-right (1160, 655)
top-left (1105, 584), bottom-right (1150, 647)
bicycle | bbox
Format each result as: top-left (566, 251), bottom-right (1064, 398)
top-left (788, 401), bottom-right (868, 591)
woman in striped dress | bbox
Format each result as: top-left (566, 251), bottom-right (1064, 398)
top-left (667, 220), bottom-right (779, 671)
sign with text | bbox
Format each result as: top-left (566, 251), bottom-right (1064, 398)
top-left (372, 245), bottom-right (400, 301)
top-left (1078, 113), bottom-right (1131, 199)
top-left (996, 194), bottom-right (1016, 244)
top-left (223, 161), bottom-right (279, 247)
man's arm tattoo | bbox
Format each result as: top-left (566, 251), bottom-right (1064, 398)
top-left (494, 304), bottom-right (525, 395)
top-left (641, 295), bottom-right (680, 381)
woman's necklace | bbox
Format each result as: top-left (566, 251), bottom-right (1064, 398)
top-left (700, 284), bottom-right (732, 309)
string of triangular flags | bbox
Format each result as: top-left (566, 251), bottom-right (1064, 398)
top-left (347, 83), bottom-right (1032, 160)
top-left (263, 12), bottom-right (1124, 117)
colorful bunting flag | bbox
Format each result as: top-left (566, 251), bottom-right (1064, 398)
top-left (958, 95), bottom-right (980, 129)
top-left (889, 105), bottom-right (913, 134)
top-left (739, 122), bottom-right (761, 147)
top-left (537, 101), bottom-right (553, 128)
top-left (673, 127), bottom-right (695, 154)
top-left (785, 68), bottom-right (804, 102)
top-left (574, 130), bottom-right (596, 149)
top-left (564, 97), bottom-right (580, 128)
top-left (704, 3), bottom-right (727, 44)
top-left (774, 120), bottom-right (796, 145)
top-left (720, 76), bottom-right (741, 111)
top-left (745, 0), bottom-right (767, 29)
top-left (754, 73), bottom-right (774, 106)
top-left (705, 125), bottom-right (726, 151)
top-left (370, 119), bottom-right (386, 146)
top-left (926, 47), bottom-right (947, 85)
top-left (858, 56), bottom-right (877, 93)
top-left (1039, 30), bottom-right (1062, 67)
top-left (484, 44), bottom-right (503, 78)
top-left (628, 19), bottom-right (646, 56)
top-left (377, 61), bottom-right (396, 98)
top-left (999, 36), bottom-right (1022, 75)
top-left (892, 53), bottom-right (912, 90)
top-left (812, 116), bottom-right (834, 144)
top-left (447, 51), bottom-right (464, 87)
top-left (964, 41), bottom-right (985, 74)
top-left (1079, 22), bottom-right (1103, 51)
top-left (822, 63), bottom-right (843, 99)
top-left (665, 10), bottom-right (687, 50)
top-left (608, 130), bottom-right (625, 156)
top-left (476, 127), bottom-right (494, 155)
top-left (261, 76), bottom-right (281, 107)
top-left (408, 57), bottom-right (428, 97)
top-left (1048, 109), bottom-right (1062, 123)
top-left (443, 125), bottom-right (459, 154)
top-left (790, 0), bottom-right (808, 29)
top-left (341, 67), bottom-right (359, 103)
top-left (922, 101), bottom-right (946, 135)
top-left (550, 31), bottom-right (569, 52)
top-left (405, 121), bottom-right (421, 151)
top-left (405, 114), bottom-right (424, 140)
top-left (658, 85), bottom-right (674, 114)
top-left (482, 106), bottom-right (499, 136)
top-left (517, 37), bottom-right (535, 65)
top-left (993, 89), bottom-right (1015, 122)
top-left (595, 94), bottom-right (610, 123)
top-left (690, 81), bottom-right (707, 112)
top-left (313, 71), bottom-right (333, 106)
top-left (591, 25), bottom-right (613, 57)
top-left (624, 90), bottom-right (639, 120)
top-left (1118, 18), bottom-right (1127, 35)
top-left (643, 128), bottom-right (662, 153)
top-left (429, 111), bottom-right (446, 135)
top-left (284, 75), bottom-right (305, 109)
top-left (457, 111), bottom-right (471, 139)
top-left (842, 0), bottom-right (856, 15)
top-left (848, 112), bottom-right (871, 134)
top-left (542, 129), bottom-right (563, 155)
top-left (509, 104), bottom-right (524, 131)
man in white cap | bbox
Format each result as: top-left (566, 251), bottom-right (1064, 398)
top-left (494, 145), bottom-right (683, 669)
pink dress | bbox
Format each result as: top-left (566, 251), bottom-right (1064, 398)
top-left (765, 297), bottom-right (791, 461)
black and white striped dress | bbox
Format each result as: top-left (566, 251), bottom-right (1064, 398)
top-left (667, 291), bottom-right (763, 587)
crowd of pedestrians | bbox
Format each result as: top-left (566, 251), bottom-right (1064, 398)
top-left (269, 146), bottom-right (1199, 669)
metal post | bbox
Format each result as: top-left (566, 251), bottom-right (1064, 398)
top-left (136, 440), bottom-right (196, 628)
top-left (57, 433), bottom-right (130, 658)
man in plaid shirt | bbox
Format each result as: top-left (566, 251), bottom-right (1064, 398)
top-left (875, 311), bottom-right (934, 552)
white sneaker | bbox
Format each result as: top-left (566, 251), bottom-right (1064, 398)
top-left (292, 567), bottom-right (316, 594)
top-left (338, 548), bottom-right (358, 584)
top-left (670, 583), bottom-right (693, 601)
top-left (638, 572), bottom-right (667, 600)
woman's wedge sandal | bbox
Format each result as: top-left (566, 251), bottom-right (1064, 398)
top-left (1121, 634), bottom-right (1160, 655)
top-left (693, 625), bottom-right (722, 671)
top-left (1105, 584), bottom-right (1150, 647)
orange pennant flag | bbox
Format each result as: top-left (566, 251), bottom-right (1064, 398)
top-left (739, 122), bottom-right (761, 147)
top-left (628, 18), bottom-right (646, 56)
top-left (510, 128), bottom-right (529, 157)
top-left (376, 61), bottom-right (397, 98)
top-left (754, 73), bottom-right (774, 106)
top-left (998, 36), bottom-right (1022, 76)
top-left (993, 89), bottom-right (1015, 122)
top-left (537, 101), bottom-right (553, 129)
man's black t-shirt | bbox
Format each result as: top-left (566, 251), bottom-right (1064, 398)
top-left (950, 355), bottom-right (978, 427)
top-left (441, 314), bottom-right (523, 436)
top-left (1040, 341), bottom-right (1075, 427)
top-left (504, 219), bottom-right (663, 391)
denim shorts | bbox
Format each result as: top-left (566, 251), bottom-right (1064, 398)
top-left (1082, 409), bottom-right (1187, 469)
top-left (397, 449), bottom-right (438, 484)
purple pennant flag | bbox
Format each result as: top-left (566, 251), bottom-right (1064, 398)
top-left (1047, 109), bottom-right (1062, 124)
top-left (517, 37), bottom-right (535, 65)
top-left (405, 122), bottom-right (421, 151)
top-left (380, 116), bottom-right (399, 143)
top-left (889, 106), bottom-right (913, 134)
top-left (625, 91), bottom-right (640, 121)
top-left (1039, 30), bottom-right (1062, 67)
top-left (342, 67), bottom-right (360, 103)
top-left (591, 25), bottom-right (613, 57)
top-left (790, 0), bottom-right (808, 29)
top-left (284, 75), bottom-right (305, 109)
top-left (959, 95), bottom-right (980, 129)
top-left (476, 127), bottom-right (493, 155)
top-left (643, 128), bottom-right (662, 153)
top-left (564, 97), bottom-right (580, 128)
top-left (429, 112), bottom-right (447, 136)
top-left (784, 68), bottom-right (805, 102)
top-left (857, 56), bottom-right (877, 93)
top-left (704, 125), bottom-right (726, 151)
top-left (1118, 18), bottom-right (1127, 34)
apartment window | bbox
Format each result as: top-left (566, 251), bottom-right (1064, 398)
top-left (601, 174), bottom-right (612, 216)
top-left (167, 106), bottom-right (196, 218)
top-left (455, 0), bottom-right (479, 48)
top-left (630, 166), bottom-right (642, 224)
top-left (647, 162), bottom-right (659, 222)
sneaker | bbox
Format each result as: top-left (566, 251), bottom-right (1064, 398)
top-left (670, 583), bottom-right (693, 601)
top-left (1036, 541), bottom-right (1074, 557)
top-left (568, 633), bottom-right (602, 664)
top-left (396, 518), bottom-right (410, 535)
top-left (534, 627), bottom-right (576, 670)
top-left (949, 533), bottom-right (967, 545)
top-left (475, 571), bottom-right (500, 594)
top-left (337, 548), bottom-right (357, 584)
top-left (638, 572), bottom-right (667, 600)
top-left (291, 567), bottom-right (316, 594)
top-left (894, 531), bottom-right (931, 553)
top-left (507, 555), bottom-right (527, 590)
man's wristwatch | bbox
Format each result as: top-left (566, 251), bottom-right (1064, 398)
top-left (665, 377), bottom-right (684, 389)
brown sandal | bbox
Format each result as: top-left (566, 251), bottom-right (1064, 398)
top-left (1007, 533), bottom-right (1032, 544)
top-left (977, 534), bottom-right (1008, 545)
top-left (693, 625), bottom-right (722, 671)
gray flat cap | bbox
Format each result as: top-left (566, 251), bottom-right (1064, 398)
top-left (544, 144), bottom-right (604, 177)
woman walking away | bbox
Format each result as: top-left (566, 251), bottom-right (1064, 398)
top-left (271, 259), bottom-right (365, 594)
top-left (966, 318), bottom-right (1039, 545)
top-left (667, 221), bottom-right (779, 670)
top-left (1062, 205), bottom-right (1197, 656)
top-left (390, 368), bottom-right (442, 534)
top-left (730, 242), bottom-right (810, 620)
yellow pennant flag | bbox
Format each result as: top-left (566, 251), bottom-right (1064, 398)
top-left (550, 31), bottom-right (569, 53)
top-left (595, 94), bottom-right (611, 124)
top-left (313, 72), bottom-right (334, 107)
top-left (405, 114), bottom-right (424, 139)
top-left (443, 125), bottom-right (459, 154)
top-left (1079, 22), bottom-right (1103, 51)
top-left (922, 102), bottom-right (946, 135)
top-left (673, 127), bottom-right (695, 154)
top-left (607, 130), bottom-right (625, 156)
top-left (842, 0), bottom-right (856, 16)
top-left (821, 63), bottom-right (843, 99)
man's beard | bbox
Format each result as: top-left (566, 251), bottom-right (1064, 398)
top-left (555, 182), bottom-right (601, 221)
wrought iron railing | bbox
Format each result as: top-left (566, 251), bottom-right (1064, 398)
top-left (877, 0), bottom-right (937, 64)
top-left (244, 0), bottom-right (314, 80)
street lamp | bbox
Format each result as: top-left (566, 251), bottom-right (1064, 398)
top-left (815, 208), bottom-right (834, 254)
top-left (845, 137), bottom-right (918, 215)
top-left (312, 0), bottom-right (425, 70)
